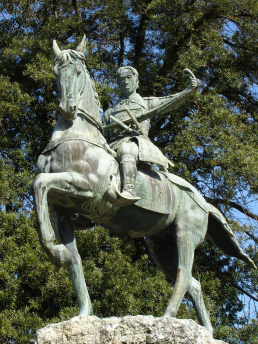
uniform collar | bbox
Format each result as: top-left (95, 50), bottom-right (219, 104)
top-left (119, 93), bottom-right (147, 108)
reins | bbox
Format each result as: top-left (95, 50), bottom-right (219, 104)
top-left (77, 59), bottom-right (103, 133)
top-left (77, 107), bottom-right (103, 133)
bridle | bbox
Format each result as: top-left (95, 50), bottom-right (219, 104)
top-left (56, 50), bottom-right (103, 133)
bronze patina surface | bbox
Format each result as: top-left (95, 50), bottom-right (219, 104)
top-left (32, 36), bottom-right (256, 336)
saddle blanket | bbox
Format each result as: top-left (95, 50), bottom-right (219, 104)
top-left (134, 169), bottom-right (208, 215)
top-left (160, 171), bottom-right (208, 213)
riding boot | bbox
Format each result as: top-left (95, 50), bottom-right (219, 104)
top-left (105, 142), bottom-right (140, 206)
top-left (119, 154), bottom-right (140, 202)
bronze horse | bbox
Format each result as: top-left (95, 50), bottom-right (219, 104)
top-left (32, 37), bottom-right (256, 335)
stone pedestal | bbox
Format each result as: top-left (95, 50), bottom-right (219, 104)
top-left (31, 315), bottom-right (228, 344)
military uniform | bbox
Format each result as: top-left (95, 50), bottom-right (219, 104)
top-left (103, 93), bottom-right (178, 169)
top-left (103, 66), bottom-right (197, 205)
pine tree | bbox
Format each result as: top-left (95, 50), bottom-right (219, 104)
top-left (0, 1), bottom-right (257, 343)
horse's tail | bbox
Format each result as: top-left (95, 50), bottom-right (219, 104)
top-left (207, 203), bottom-right (256, 269)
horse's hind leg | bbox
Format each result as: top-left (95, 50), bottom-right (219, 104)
top-left (146, 213), bottom-right (213, 334)
top-left (146, 230), bottom-right (195, 319)
top-left (164, 238), bottom-right (213, 334)
top-left (50, 206), bottom-right (93, 316)
top-left (187, 277), bottom-right (213, 334)
top-left (163, 230), bottom-right (196, 319)
top-left (161, 192), bottom-right (212, 332)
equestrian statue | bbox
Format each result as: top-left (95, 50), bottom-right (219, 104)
top-left (32, 36), bottom-right (256, 335)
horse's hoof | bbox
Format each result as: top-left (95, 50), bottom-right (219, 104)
top-left (79, 306), bottom-right (93, 317)
top-left (163, 309), bottom-right (176, 318)
top-left (79, 311), bottom-right (91, 317)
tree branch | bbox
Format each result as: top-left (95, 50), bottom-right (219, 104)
top-left (245, 230), bottom-right (258, 244)
top-left (233, 283), bottom-right (258, 302)
top-left (71, 0), bottom-right (82, 22)
top-left (223, 38), bottom-right (252, 51)
top-left (161, 9), bottom-right (221, 72)
top-left (220, 89), bottom-right (256, 105)
top-left (186, 0), bottom-right (197, 7)
top-left (52, 0), bottom-right (58, 18)
top-left (206, 197), bottom-right (258, 221)
top-left (201, 77), bottom-right (219, 94)
top-left (118, 32), bottom-right (124, 67)
top-left (133, 3), bottom-right (152, 65)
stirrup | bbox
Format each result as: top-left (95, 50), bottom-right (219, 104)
top-left (105, 184), bottom-right (140, 207)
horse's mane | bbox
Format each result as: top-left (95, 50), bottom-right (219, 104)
top-left (54, 49), bottom-right (101, 115)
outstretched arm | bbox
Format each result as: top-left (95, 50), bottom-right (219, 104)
top-left (102, 69), bottom-right (198, 131)
top-left (146, 69), bottom-right (198, 113)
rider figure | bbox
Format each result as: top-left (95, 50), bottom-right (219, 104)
top-left (103, 66), bottom-right (198, 205)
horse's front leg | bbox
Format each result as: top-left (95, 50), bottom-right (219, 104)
top-left (50, 206), bottom-right (93, 316)
top-left (31, 172), bottom-right (94, 267)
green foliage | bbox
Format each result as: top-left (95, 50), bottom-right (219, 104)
top-left (0, 0), bottom-right (258, 343)
top-left (0, 220), bottom-right (176, 343)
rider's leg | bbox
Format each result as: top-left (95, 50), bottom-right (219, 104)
top-left (117, 141), bottom-right (140, 201)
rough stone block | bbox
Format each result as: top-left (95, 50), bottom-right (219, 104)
top-left (30, 315), bottom-right (228, 344)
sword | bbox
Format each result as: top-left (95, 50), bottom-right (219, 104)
top-left (109, 115), bottom-right (134, 132)
top-left (125, 106), bottom-right (143, 134)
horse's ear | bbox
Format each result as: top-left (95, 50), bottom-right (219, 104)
top-left (53, 40), bottom-right (61, 56)
top-left (76, 34), bottom-right (87, 53)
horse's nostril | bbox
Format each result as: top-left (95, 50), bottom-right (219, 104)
top-left (71, 105), bottom-right (76, 112)
top-left (59, 104), bottom-right (64, 113)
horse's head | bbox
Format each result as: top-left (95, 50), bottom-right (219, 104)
top-left (53, 36), bottom-right (101, 125)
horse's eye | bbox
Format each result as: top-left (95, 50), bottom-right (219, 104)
top-left (77, 70), bottom-right (81, 76)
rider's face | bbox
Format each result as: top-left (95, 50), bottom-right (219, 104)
top-left (118, 72), bottom-right (138, 97)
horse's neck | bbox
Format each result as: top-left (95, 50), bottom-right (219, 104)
top-left (51, 66), bottom-right (104, 144)
top-left (51, 114), bottom-right (105, 144)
